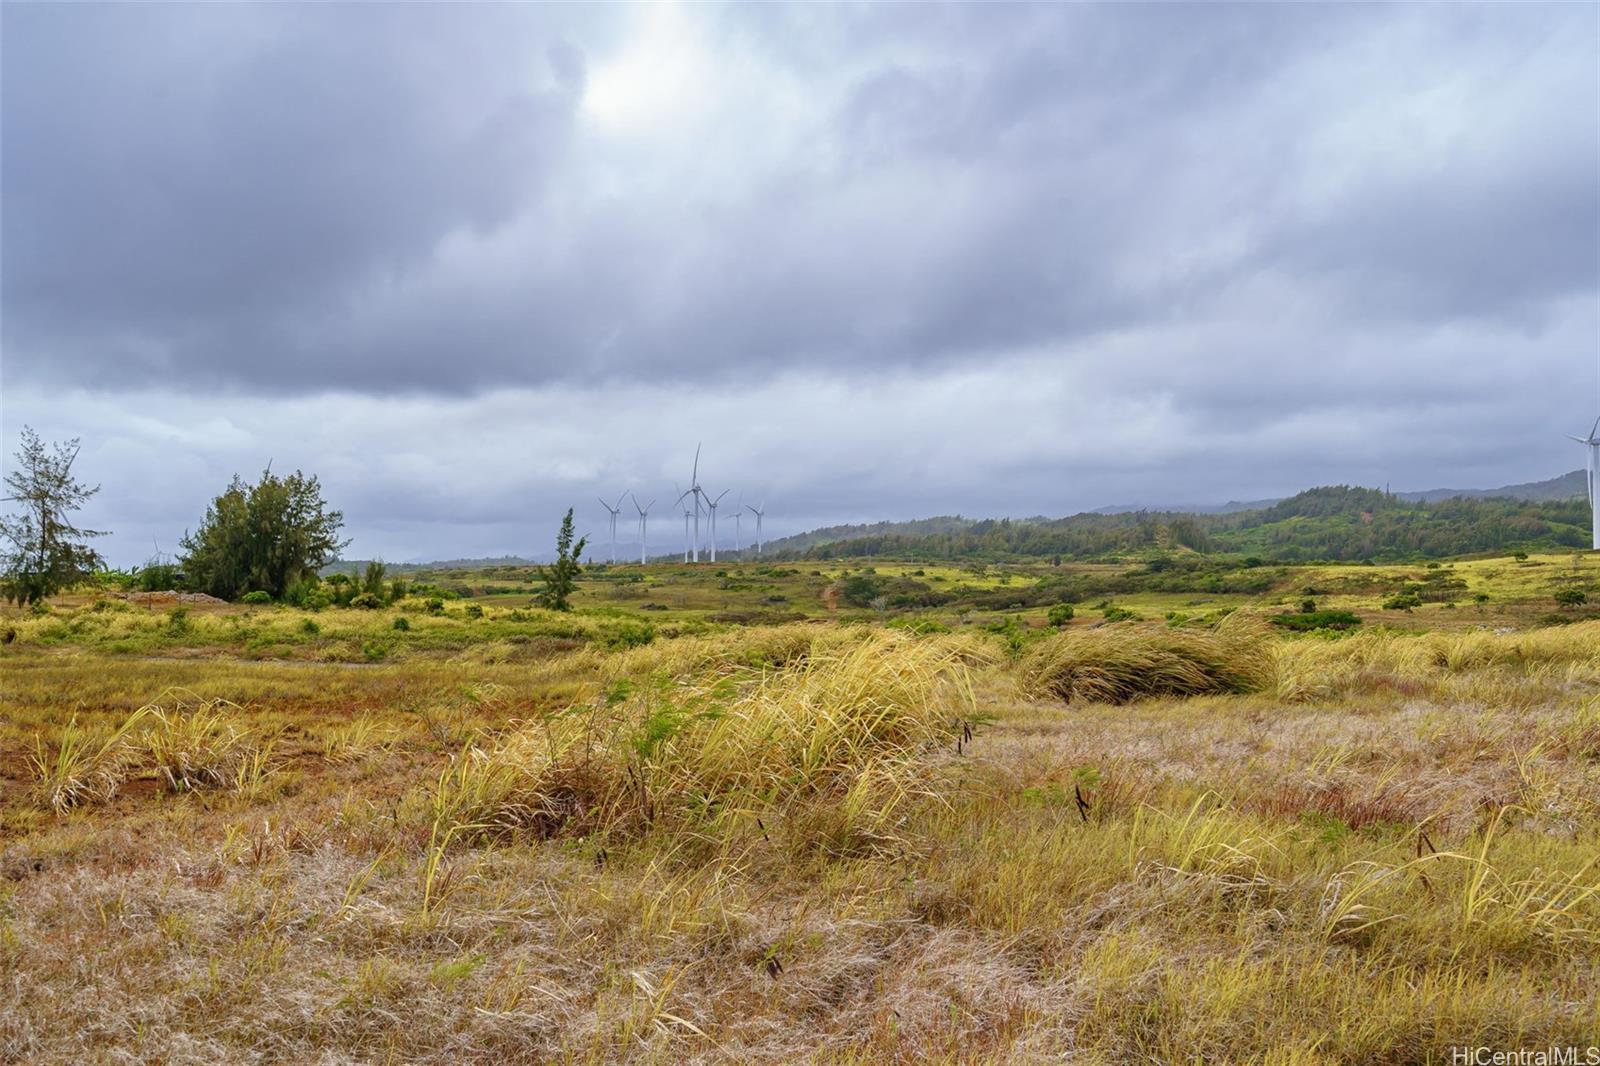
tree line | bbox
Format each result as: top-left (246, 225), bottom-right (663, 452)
top-left (1, 428), bottom-right (588, 610)
top-left (786, 487), bottom-right (1592, 564)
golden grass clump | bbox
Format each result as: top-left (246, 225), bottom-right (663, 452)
top-left (1275, 620), bottom-right (1600, 702)
top-left (26, 712), bottom-right (149, 814)
top-left (417, 628), bottom-right (983, 848)
top-left (1020, 620), bottom-right (1275, 705)
top-left (141, 695), bottom-right (262, 792)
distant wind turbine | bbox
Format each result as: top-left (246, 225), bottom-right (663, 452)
top-left (729, 495), bottom-right (743, 556)
top-left (746, 500), bottom-right (767, 557)
top-left (684, 445), bottom-right (706, 562)
top-left (1570, 415), bottom-right (1600, 550)
top-left (597, 493), bottom-right (626, 564)
top-left (631, 494), bottom-right (655, 566)
top-left (705, 489), bottom-right (730, 563)
top-left (675, 482), bottom-right (694, 563)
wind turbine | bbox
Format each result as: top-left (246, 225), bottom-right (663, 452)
top-left (597, 493), bottom-right (626, 564)
top-left (1570, 415), bottom-right (1600, 550)
top-left (746, 500), bottom-right (767, 557)
top-left (675, 482), bottom-right (695, 563)
top-left (631, 494), bottom-right (655, 566)
top-left (684, 444), bottom-right (706, 562)
top-left (705, 489), bottom-right (729, 563)
top-left (729, 495), bottom-right (743, 556)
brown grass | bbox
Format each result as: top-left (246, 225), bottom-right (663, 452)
top-left (2, 618), bottom-right (1597, 1062)
top-left (1019, 618), bottom-right (1276, 704)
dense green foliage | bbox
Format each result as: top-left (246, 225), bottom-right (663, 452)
top-left (179, 469), bottom-right (347, 601)
top-left (1269, 610), bottom-right (1362, 632)
top-left (536, 509), bottom-right (587, 611)
top-left (786, 487), bottom-right (1592, 564)
top-left (0, 428), bottom-right (106, 605)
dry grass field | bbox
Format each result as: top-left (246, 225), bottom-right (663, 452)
top-left (3, 581), bottom-right (1598, 1062)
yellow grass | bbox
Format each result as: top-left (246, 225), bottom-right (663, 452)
top-left (3, 617), bottom-right (1597, 1061)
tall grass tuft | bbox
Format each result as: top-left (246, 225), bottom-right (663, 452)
top-left (410, 628), bottom-right (984, 850)
top-left (141, 693), bottom-right (261, 792)
top-left (26, 710), bottom-right (150, 814)
top-left (1020, 620), bottom-right (1275, 704)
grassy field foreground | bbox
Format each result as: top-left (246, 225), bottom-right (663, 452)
top-left (2, 611), bottom-right (1598, 1062)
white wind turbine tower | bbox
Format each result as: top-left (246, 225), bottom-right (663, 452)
top-left (675, 483), bottom-right (695, 563)
top-left (1570, 415), bottom-right (1600, 550)
top-left (729, 494), bottom-right (743, 556)
top-left (746, 500), bottom-right (767, 557)
top-left (631, 494), bottom-right (655, 566)
top-left (683, 444), bottom-right (707, 562)
top-left (597, 493), bottom-right (626, 564)
top-left (705, 489), bottom-right (730, 563)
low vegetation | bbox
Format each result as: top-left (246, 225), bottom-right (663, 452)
top-left (3, 557), bottom-right (1597, 1061)
top-left (1020, 618), bottom-right (1276, 704)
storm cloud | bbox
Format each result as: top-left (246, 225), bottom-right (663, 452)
top-left (2, 3), bottom-right (1596, 562)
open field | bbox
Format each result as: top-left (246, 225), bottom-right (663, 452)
top-left (4, 558), bottom-right (1599, 1062)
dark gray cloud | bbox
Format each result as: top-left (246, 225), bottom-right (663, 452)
top-left (5, 3), bottom-right (1592, 396)
top-left (2, 3), bottom-right (1596, 562)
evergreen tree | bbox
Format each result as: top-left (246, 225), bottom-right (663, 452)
top-left (180, 468), bottom-right (347, 600)
top-left (536, 508), bottom-right (587, 611)
top-left (1, 427), bottom-right (107, 605)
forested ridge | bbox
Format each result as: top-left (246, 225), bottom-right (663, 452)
top-left (775, 487), bottom-right (1593, 563)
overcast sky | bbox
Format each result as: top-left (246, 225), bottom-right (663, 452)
top-left (3, 3), bottom-right (1597, 564)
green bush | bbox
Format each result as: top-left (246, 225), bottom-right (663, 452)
top-left (1382, 593), bottom-right (1422, 611)
top-left (1555, 588), bottom-right (1588, 608)
top-left (1101, 605), bottom-right (1138, 623)
top-left (240, 590), bottom-right (271, 605)
top-left (1047, 604), bottom-right (1075, 627)
top-left (1269, 610), bottom-right (1362, 632)
top-left (425, 598), bottom-right (445, 616)
top-left (464, 603), bottom-right (484, 619)
top-left (598, 620), bottom-right (656, 650)
top-left (392, 616), bottom-right (411, 631)
top-left (349, 592), bottom-right (383, 610)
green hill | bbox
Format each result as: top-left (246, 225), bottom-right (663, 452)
top-left (777, 485), bottom-right (1593, 564)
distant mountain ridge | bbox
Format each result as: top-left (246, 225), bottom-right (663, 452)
top-left (347, 471), bottom-right (1588, 568)
top-left (1089, 470), bottom-right (1585, 516)
top-left (759, 471), bottom-right (1593, 563)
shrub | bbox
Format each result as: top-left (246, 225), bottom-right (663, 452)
top-left (1020, 621), bottom-right (1275, 705)
top-left (1555, 588), bottom-right (1588, 607)
top-left (1383, 593), bottom-right (1422, 611)
top-left (598, 620), bottom-right (656, 650)
top-left (393, 616), bottom-right (411, 631)
top-left (349, 592), bottom-right (383, 610)
top-left (240, 590), bottom-right (271, 605)
top-left (1047, 603), bottom-right (1075, 627)
top-left (301, 619), bottom-right (320, 635)
top-left (1101, 605), bottom-right (1138, 623)
top-left (465, 603), bottom-right (484, 619)
top-left (1269, 610), bottom-right (1362, 632)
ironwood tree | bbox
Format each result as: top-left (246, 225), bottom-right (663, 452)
top-left (1, 427), bottom-right (107, 605)
top-left (180, 468), bottom-right (347, 600)
top-left (536, 508), bottom-right (587, 611)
